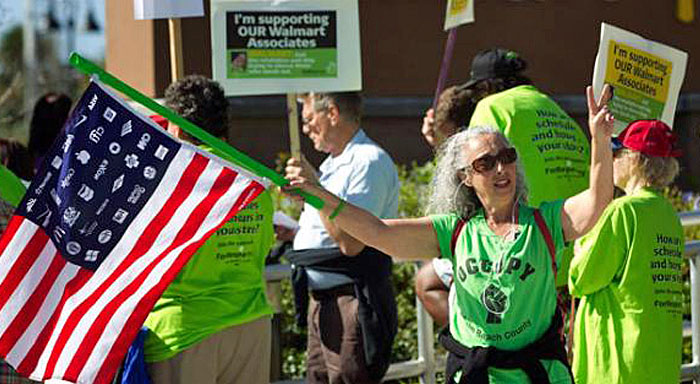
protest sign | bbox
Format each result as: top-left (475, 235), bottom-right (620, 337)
top-left (133, 0), bottom-right (204, 20)
top-left (210, 0), bottom-right (361, 96)
top-left (444, 0), bottom-right (474, 30)
top-left (593, 23), bottom-right (687, 131)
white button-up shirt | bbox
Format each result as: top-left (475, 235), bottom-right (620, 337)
top-left (294, 129), bottom-right (399, 289)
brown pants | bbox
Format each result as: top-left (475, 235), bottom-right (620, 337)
top-left (306, 286), bottom-right (378, 384)
top-left (148, 316), bottom-right (271, 384)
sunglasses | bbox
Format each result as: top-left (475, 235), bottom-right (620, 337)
top-left (467, 147), bottom-right (518, 173)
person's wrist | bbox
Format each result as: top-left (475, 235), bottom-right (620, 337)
top-left (328, 199), bottom-right (346, 220)
top-left (592, 134), bottom-right (610, 145)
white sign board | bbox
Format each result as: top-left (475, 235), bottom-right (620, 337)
top-left (211, 0), bottom-right (361, 96)
top-left (592, 23), bottom-right (688, 131)
top-left (444, 0), bottom-right (474, 30)
top-left (133, 0), bottom-right (205, 20)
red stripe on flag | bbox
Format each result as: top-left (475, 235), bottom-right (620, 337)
top-left (0, 252), bottom-right (66, 356)
top-left (231, 181), bottom-right (265, 214)
top-left (0, 228), bottom-right (49, 312)
top-left (0, 216), bottom-right (24, 256)
top-left (93, 175), bottom-right (265, 384)
top-left (15, 268), bottom-right (93, 379)
top-left (43, 153), bottom-right (209, 378)
top-left (67, 166), bottom-right (239, 382)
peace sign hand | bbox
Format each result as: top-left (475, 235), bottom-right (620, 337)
top-left (586, 84), bottom-right (615, 142)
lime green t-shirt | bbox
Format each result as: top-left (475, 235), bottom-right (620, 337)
top-left (0, 165), bottom-right (26, 234)
top-left (431, 201), bottom-right (571, 383)
top-left (469, 85), bottom-right (589, 287)
top-left (0, 164), bottom-right (26, 208)
top-left (469, 85), bottom-right (590, 207)
top-left (569, 188), bottom-right (683, 384)
top-left (144, 189), bottom-right (275, 362)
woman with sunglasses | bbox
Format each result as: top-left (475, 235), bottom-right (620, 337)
top-left (284, 85), bottom-right (614, 383)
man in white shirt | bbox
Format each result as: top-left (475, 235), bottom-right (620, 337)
top-left (286, 92), bottom-right (399, 384)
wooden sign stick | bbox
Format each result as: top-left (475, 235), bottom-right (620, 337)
top-left (287, 93), bottom-right (301, 160)
top-left (168, 18), bottom-right (185, 82)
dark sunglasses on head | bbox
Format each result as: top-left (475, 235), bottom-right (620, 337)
top-left (468, 147), bottom-right (518, 173)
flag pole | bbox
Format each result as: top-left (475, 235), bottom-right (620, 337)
top-left (432, 28), bottom-right (457, 111)
top-left (429, 27), bottom-right (457, 145)
top-left (287, 93), bottom-right (301, 160)
top-left (69, 53), bottom-right (324, 209)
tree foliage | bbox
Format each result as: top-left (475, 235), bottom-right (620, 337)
top-left (0, 24), bottom-right (86, 141)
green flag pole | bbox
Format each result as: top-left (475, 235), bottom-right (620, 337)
top-left (69, 52), bottom-right (324, 210)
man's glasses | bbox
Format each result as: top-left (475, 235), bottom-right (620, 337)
top-left (468, 147), bottom-right (518, 173)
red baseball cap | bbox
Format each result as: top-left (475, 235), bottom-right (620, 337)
top-left (611, 120), bottom-right (682, 157)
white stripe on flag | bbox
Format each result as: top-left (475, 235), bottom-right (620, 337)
top-left (6, 262), bottom-right (79, 364)
top-left (0, 220), bottom-right (41, 279)
top-left (50, 151), bottom-right (221, 378)
top-left (0, 236), bottom-right (56, 336)
top-left (79, 169), bottom-right (248, 382)
top-left (32, 146), bottom-right (196, 378)
top-left (84, 166), bottom-right (258, 382)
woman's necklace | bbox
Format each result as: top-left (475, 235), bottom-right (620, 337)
top-left (490, 202), bottom-right (520, 275)
top-left (487, 202), bottom-right (520, 242)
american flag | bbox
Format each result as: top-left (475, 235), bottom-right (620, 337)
top-left (0, 81), bottom-right (266, 383)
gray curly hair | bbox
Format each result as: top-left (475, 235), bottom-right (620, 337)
top-left (616, 149), bottom-right (680, 189)
top-left (425, 126), bottom-right (528, 217)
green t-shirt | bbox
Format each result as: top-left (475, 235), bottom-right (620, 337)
top-left (431, 201), bottom-right (571, 383)
top-left (569, 188), bottom-right (683, 384)
top-left (469, 85), bottom-right (589, 287)
top-left (0, 164), bottom-right (26, 208)
top-left (144, 188), bottom-right (275, 362)
top-left (0, 165), bottom-right (26, 234)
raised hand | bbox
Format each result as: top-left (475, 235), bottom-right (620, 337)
top-left (421, 108), bottom-right (440, 148)
top-left (586, 84), bottom-right (615, 141)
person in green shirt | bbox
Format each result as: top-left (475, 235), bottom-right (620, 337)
top-left (416, 48), bottom-right (590, 327)
top-left (467, 49), bottom-right (590, 291)
top-left (569, 119), bottom-right (684, 384)
top-left (285, 85), bottom-right (614, 383)
top-left (143, 75), bottom-right (274, 384)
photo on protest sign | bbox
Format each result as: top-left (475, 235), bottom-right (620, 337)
top-left (211, 0), bottom-right (361, 96)
top-left (133, 0), bottom-right (204, 20)
top-left (444, 0), bottom-right (474, 30)
top-left (592, 23), bottom-right (687, 131)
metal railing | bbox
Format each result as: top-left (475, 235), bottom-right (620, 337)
top-left (681, 212), bottom-right (700, 383)
top-left (267, 210), bottom-right (700, 384)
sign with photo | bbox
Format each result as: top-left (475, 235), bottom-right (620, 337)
top-left (211, 0), bottom-right (361, 96)
top-left (592, 23), bottom-right (688, 131)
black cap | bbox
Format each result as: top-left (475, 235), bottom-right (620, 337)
top-left (459, 48), bottom-right (527, 89)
